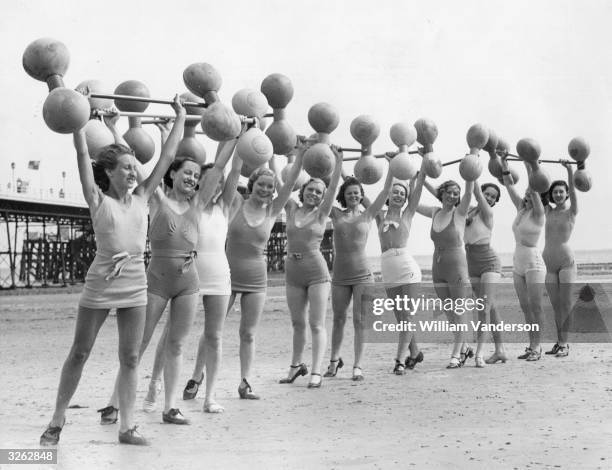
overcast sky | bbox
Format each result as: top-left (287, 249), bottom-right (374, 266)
top-left (2, 0), bottom-right (611, 257)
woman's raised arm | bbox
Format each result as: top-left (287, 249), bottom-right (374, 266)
top-left (135, 95), bottom-right (186, 201)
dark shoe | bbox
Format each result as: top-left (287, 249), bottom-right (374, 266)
top-left (525, 347), bottom-right (542, 362)
top-left (183, 372), bottom-right (204, 400)
top-left (238, 379), bottom-right (260, 400)
top-left (118, 426), bottom-right (149, 446)
top-left (40, 418), bottom-right (65, 446)
top-left (405, 351), bottom-right (424, 370)
top-left (307, 373), bottom-right (322, 389)
top-left (460, 346), bottom-right (474, 366)
top-left (162, 408), bottom-right (190, 425)
top-left (393, 359), bottom-right (406, 375)
top-left (555, 344), bottom-right (569, 358)
top-left (97, 406), bottom-right (118, 425)
top-left (323, 358), bottom-right (344, 378)
top-left (545, 343), bottom-right (560, 355)
top-left (517, 347), bottom-right (533, 360)
top-left (279, 363), bottom-right (308, 384)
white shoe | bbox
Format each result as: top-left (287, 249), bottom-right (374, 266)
top-left (203, 400), bottom-right (225, 413)
top-left (142, 379), bottom-right (162, 413)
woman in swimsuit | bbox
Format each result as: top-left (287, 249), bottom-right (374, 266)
top-left (226, 140), bottom-right (305, 399)
top-left (500, 156), bottom-right (546, 361)
top-left (419, 178), bottom-right (474, 369)
top-left (179, 151), bottom-right (244, 412)
top-left (542, 162), bottom-right (578, 358)
top-left (40, 97), bottom-right (185, 446)
top-left (102, 123), bottom-right (241, 424)
top-left (324, 166), bottom-right (394, 381)
top-left (464, 182), bottom-right (506, 366)
top-left (374, 164), bottom-right (426, 375)
top-left (278, 146), bottom-right (343, 388)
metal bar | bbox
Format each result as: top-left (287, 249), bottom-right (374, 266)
top-left (90, 93), bottom-right (207, 108)
top-left (94, 110), bottom-right (203, 122)
top-left (505, 156), bottom-right (579, 165)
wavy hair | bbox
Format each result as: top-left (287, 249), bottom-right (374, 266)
top-left (298, 178), bottom-right (327, 203)
top-left (436, 180), bottom-right (461, 207)
top-left (336, 176), bottom-right (364, 208)
top-left (92, 144), bottom-right (134, 192)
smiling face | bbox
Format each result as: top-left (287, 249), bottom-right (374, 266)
top-left (344, 184), bottom-right (363, 209)
top-left (483, 186), bottom-right (499, 207)
top-left (106, 153), bottom-right (137, 192)
top-left (171, 160), bottom-right (201, 196)
top-left (303, 180), bottom-right (326, 208)
top-left (388, 184), bottom-right (408, 207)
top-left (441, 184), bottom-right (461, 207)
top-left (251, 174), bottom-right (275, 203)
top-left (550, 183), bottom-right (568, 204)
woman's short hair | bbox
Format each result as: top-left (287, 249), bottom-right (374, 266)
top-left (481, 182), bottom-right (501, 203)
top-left (298, 178), bottom-right (327, 203)
top-left (436, 180), bottom-right (461, 206)
top-left (385, 182), bottom-right (409, 206)
top-left (336, 176), bottom-right (364, 208)
top-left (547, 180), bottom-right (569, 203)
top-left (92, 144), bottom-right (134, 192)
top-left (247, 167), bottom-right (276, 193)
top-left (162, 156), bottom-right (203, 189)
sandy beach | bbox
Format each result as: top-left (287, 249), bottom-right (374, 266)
top-left (1, 277), bottom-right (611, 470)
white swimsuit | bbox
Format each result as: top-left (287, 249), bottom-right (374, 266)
top-left (196, 202), bottom-right (231, 295)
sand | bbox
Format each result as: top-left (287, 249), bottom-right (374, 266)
top-left (0, 284), bottom-right (611, 470)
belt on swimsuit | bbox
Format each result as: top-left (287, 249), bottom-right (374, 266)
top-left (465, 243), bottom-right (491, 251)
top-left (516, 243), bottom-right (537, 250)
top-left (382, 247), bottom-right (410, 256)
top-left (98, 251), bottom-right (142, 281)
top-left (152, 249), bottom-right (198, 274)
top-left (287, 249), bottom-right (319, 260)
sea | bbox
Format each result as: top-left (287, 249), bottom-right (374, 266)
top-left (366, 248), bottom-right (612, 277)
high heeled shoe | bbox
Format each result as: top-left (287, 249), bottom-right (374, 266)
top-left (307, 373), bottom-right (322, 389)
top-left (183, 372), bottom-right (204, 400)
top-left (517, 347), bottom-right (532, 360)
top-left (460, 346), bottom-right (474, 366)
top-left (323, 358), bottom-right (344, 377)
top-left (393, 359), bottom-right (406, 375)
top-left (525, 347), bottom-right (542, 362)
top-left (352, 366), bottom-right (364, 381)
top-left (279, 363), bottom-right (308, 384)
top-left (446, 355), bottom-right (461, 369)
top-left (555, 344), bottom-right (569, 357)
top-left (545, 343), bottom-right (560, 355)
top-left (40, 418), bottom-right (65, 446)
top-left (405, 351), bottom-right (424, 370)
top-left (97, 405), bottom-right (118, 425)
top-left (238, 378), bottom-right (260, 400)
